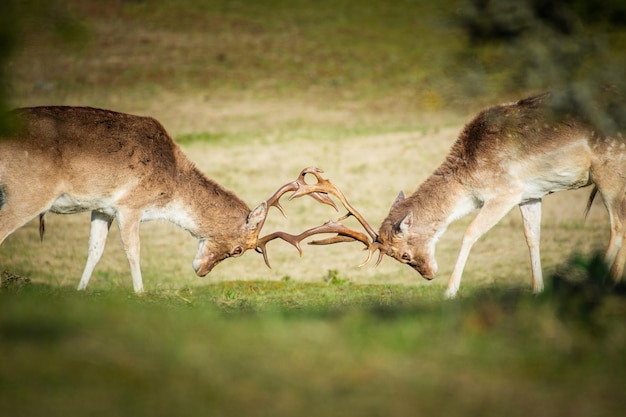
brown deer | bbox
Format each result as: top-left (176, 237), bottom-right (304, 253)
top-left (278, 93), bottom-right (626, 298)
top-left (375, 92), bottom-right (626, 298)
top-left (0, 106), bottom-right (337, 293)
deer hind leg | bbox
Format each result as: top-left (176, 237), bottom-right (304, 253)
top-left (519, 199), bottom-right (543, 293)
top-left (445, 198), bottom-right (518, 299)
top-left (607, 195), bottom-right (626, 282)
top-left (0, 188), bottom-right (55, 246)
top-left (77, 211), bottom-right (113, 291)
top-left (597, 189), bottom-right (626, 280)
top-left (0, 210), bottom-right (31, 246)
top-left (116, 209), bottom-right (144, 293)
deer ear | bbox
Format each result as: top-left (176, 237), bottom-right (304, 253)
top-left (391, 191), bottom-right (405, 209)
top-left (395, 211), bottom-right (413, 236)
top-left (246, 202), bottom-right (267, 231)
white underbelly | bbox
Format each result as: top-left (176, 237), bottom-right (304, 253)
top-left (521, 169), bottom-right (591, 201)
top-left (49, 193), bottom-right (117, 216)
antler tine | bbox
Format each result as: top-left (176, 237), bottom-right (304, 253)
top-left (357, 241), bottom-right (386, 268)
top-left (264, 182), bottom-right (298, 219)
top-left (256, 220), bottom-right (371, 268)
top-left (255, 231), bottom-right (304, 269)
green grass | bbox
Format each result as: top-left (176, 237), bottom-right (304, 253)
top-left (75, 0), bottom-right (462, 101)
top-left (1, 264), bottom-right (625, 417)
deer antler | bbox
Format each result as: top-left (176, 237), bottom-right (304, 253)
top-left (256, 220), bottom-right (371, 268)
top-left (256, 167), bottom-right (386, 268)
top-left (264, 167), bottom-right (339, 217)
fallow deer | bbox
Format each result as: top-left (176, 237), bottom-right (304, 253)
top-left (280, 93), bottom-right (626, 298)
top-left (0, 106), bottom-right (336, 293)
top-left (374, 92), bottom-right (626, 297)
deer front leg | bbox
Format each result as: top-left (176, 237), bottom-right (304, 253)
top-left (116, 210), bottom-right (144, 293)
top-left (519, 199), bottom-right (543, 293)
top-left (445, 199), bottom-right (517, 299)
top-left (77, 211), bottom-right (113, 291)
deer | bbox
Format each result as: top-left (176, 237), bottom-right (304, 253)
top-left (0, 106), bottom-right (348, 293)
top-left (374, 92), bottom-right (626, 298)
top-left (273, 93), bottom-right (626, 298)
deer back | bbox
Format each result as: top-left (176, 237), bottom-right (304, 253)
top-left (6, 107), bottom-right (181, 201)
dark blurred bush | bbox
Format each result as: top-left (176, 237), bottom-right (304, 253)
top-left (455, 0), bottom-right (626, 133)
top-left (550, 251), bottom-right (626, 335)
top-left (0, 0), bottom-right (85, 134)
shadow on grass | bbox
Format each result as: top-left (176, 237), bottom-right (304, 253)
top-left (2, 251), bottom-right (626, 343)
top-left (3, 251), bottom-right (625, 320)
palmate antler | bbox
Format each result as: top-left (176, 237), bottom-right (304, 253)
top-left (256, 167), bottom-right (386, 268)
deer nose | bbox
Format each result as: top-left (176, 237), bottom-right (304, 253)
top-left (420, 262), bottom-right (438, 280)
top-left (410, 261), bottom-right (437, 280)
top-left (421, 271), bottom-right (436, 280)
top-left (193, 256), bottom-right (215, 277)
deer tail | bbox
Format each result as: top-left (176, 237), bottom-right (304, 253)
top-left (39, 213), bottom-right (46, 243)
top-left (0, 184), bottom-right (6, 210)
top-left (584, 186), bottom-right (598, 221)
top-left (516, 92), bottom-right (551, 108)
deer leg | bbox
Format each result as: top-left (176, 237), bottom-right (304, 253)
top-left (610, 238), bottom-right (626, 282)
top-left (0, 211), bottom-right (34, 246)
top-left (445, 199), bottom-right (517, 299)
top-left (77, 211), bottom-right (113, 291)
top-left (0, 194), bottom-right (54, 246)
top-left (519, 199), bottom-right (543, 293)
top-left (604, 210), bottom-right (623, 271)
top-left (607, 196), bottom-right (626, 281)
top-left (598, 193), bottom-right (625, 279)
top-left (116, 210), bottom-right (144, 293)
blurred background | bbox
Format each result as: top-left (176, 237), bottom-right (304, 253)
top-left (2, 0), bottom-right (625, 133)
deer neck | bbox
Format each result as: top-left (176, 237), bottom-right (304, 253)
top-left (143, 155), bottom-right (251, 239)
top-left (404, 170), bottom-right (478, 241)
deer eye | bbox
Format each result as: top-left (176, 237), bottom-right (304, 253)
top-left (401, 253), bottom-right (411, 262)
top-left (231, 246), bottom-right (244, 257)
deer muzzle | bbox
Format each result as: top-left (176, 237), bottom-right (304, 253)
top-left (192, 240), bottom-right (228, 277)
top-left (192, 257), bottom-right (215, 277)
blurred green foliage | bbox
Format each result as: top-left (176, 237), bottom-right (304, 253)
top-left (0, 0), bottom-right (18, 133)
top-left (456, 0), bottom-right (626, 132)
top-left (0, 0), bottom-right (86, 133)
top-left (2, 0), bottom-right (625, 126)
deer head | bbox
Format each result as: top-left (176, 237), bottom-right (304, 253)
top-left (191, 202), bottom-right (268, 276)
top-left (375, 192), bottom-right (439, 279)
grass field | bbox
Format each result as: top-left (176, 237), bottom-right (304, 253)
top-left (2, 274), bottom-right (625, 417)
top-left (2, 1), bottom-right (626, 416)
